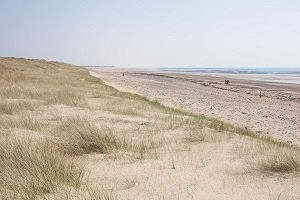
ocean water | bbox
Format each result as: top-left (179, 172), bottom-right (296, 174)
top-left (159, 68), bottom-right (300, 75)
top-left (159, 68), bottom-right (300, 85)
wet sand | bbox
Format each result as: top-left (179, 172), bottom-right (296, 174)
top-left (91, 70), bottom-right (300, 145)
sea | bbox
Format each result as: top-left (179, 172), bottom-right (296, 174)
top-left (159, 68), bottom-right (300, 85)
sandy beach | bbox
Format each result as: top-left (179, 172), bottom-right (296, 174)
top-left (92, 70), bottom-right (300, 146)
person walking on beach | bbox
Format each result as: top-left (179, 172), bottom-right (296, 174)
top-left (260, 90), bottom-right (262, 98)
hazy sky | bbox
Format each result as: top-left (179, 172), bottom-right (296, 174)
top-left (0, 0), bottom-right (299, 68)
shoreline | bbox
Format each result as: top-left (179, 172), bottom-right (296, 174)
top-left (92, 69), bottom-right (300, 145)
top-left (134, 72), bottom-right (300, 103)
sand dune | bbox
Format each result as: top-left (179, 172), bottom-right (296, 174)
top-left (2, 58), bottom-right (300, 199)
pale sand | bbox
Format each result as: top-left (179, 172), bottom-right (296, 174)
top-left (2, 58), bottom-right (300, 200)
top-left (91, 70), bottom-right (300, 145)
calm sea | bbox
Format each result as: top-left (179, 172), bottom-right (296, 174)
top-left (159, 68), bottom-right (300, 85)
top-left (159, 68), bottom-right (300, 75)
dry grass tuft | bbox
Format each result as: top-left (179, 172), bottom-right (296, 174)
top-left (53, 117), bottom-right (124, 155)
top-left (131, 140), bottom-right (161, 159)
top-left (234, 137), bottom-right (300, 173)
top-left (41, 88), bottom-right (87, 107)
top-left (0, 137), bottom-right (84, 199)
top-left (0, 100), bottom-right (35, 115)
top-left (184, 129), bottom-right (226, 143)
top-left (185, 131), bottom-right (207, 143)
top-left (260, 153), bottom-right (300, 173)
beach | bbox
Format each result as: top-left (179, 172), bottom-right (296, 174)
top-left (92, 70), bottom-right (300, 146)
top-left (2, 58), bottom-right (300, 199)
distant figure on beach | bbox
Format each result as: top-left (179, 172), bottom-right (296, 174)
top-left (260, 90), bottom-right (262, 98)
top-left (122, 72), bottom-right (124, 76)
top-left (225, 80), bottom-right (229, 84)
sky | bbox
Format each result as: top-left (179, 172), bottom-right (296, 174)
top-left (0, 0), bottom-right (299, 68)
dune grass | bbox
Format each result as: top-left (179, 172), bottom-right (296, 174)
top-left (184, 129), bottom-right (225, 143)
top-left (51, 116), bottom-right (163, 160)
top-left (0, 58), bottom-right (87, 107)
top-left (261, 153), bottom-right (300, 173)
top-left (52, 116), bottom-right (125, 155)
top-left (0, 86), bottom-right (87, 107)
top-left (0, 137), bottom-right (84, 200)
top-left (0, 100), bottom-right (35, 115)
top-left (0, 115), bottom-right (42, 131)
top-left (0, 58), bottom-right (115, 199)
top-left (234, 136), bottom-right (300, 173)
top-left (1, 57), bottom-right (300, 199)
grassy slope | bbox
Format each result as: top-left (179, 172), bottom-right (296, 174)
top-left (0, 57), bottom-right (299, 199)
